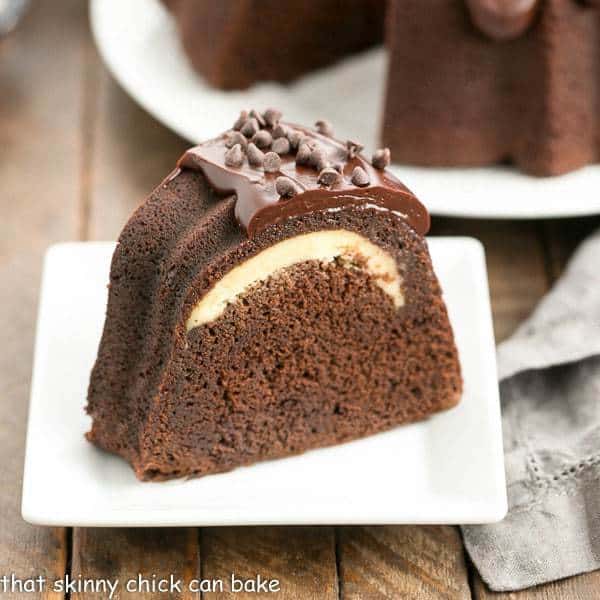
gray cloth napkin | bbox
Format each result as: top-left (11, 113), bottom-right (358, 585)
top-left (461, 229), bottom-right (600, 591)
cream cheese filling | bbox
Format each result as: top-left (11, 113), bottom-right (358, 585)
top-left (186, 230), bottom-right (403, 331)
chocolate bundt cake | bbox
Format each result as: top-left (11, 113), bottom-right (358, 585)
top-left (383, 0), bottom-right (600, 176)
top-left (161, 0), bottom-right (385, 89)
top-left (86, 110), bottom-right (462, 481)
top-left (163, 0), bottom-right (599, 176)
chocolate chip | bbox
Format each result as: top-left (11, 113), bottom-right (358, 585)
top-left (275, 176), bottom-right (300, 198)
top-left (317, 167), bottom-right (341, 187)
top-left (287, 129), bottom-right (302, 150)
top-left (372, 148), bottom-right (391, 169)
top-left (224, 144), bottom-right (244, 168)
top-left (247, 143), bottom-right (265, 167)
top-left (299, 135), bottom-right (315, 148)
top-left (263, 108), bottom-right (282, 128)
top-left (296, 143), bottom-right (312, 166)
top-left (310, 147), bottom-right (329, 171)
top-left (315, 119), bottom-right (334, 137)
top-left (225, 130), bottom-right (248, 149)
top-left (263, 151), bottom-right (281, 173)
top-left (233, 110), bottom-right (248, 131)
top-left (252, 130), bottom-right (272, 149)
top-left (351, 166), bottom-right (370, 187)
top-left (241, 118), bottom-right (259, 138)
top-left (249, 109), bottom-right (266, 128)
top-left (272, 137), bottom-right (291, 155)
top-left (272, 124), bottom-right (288, 139)
top-left (346, 140), bottom-right (364, 159)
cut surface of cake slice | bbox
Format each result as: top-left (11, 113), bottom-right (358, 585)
top-left (86, 110), bottom-right (462, 481)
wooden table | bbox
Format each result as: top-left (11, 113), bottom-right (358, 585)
top-left (2, 2), bottom-right (599, 598)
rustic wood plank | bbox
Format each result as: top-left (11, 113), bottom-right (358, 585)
top-left (467, 220), bottom-right (546, 342)
top-left (86, 68), bottom-right (188, 241)
top-left (70, 32), bottom-right (199, 597)
top-left (71, 528), bottom-right (199, 599)
top-left (338, 526), bottom-right (471, 599)
top-left (201, 527), bottom-right (338, 599)
top-left (0, 0), bottom-right (89, 596)
top-left (541, 217), bottom-right (600, 282)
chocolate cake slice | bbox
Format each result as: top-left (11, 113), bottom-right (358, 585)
top-left (383, 0), bottom-right (600, 176)
top-left (162, 0), bottom-right (385, 89)
top-left (86, 110), bottom-right (462, 481)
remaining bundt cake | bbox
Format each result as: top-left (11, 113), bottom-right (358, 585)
top-left (86, 109), bottom-right (462, 481)
top-left (383, 0), bottom-right (600, 176)
top-left (163, 0), bottom-right (600, 176)
top-left (161, 0), bottom-right (385, 89)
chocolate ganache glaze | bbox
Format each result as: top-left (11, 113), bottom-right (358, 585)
top-left (466, 0), bottom-right (541, 40)
top-left (176, 110), bottom-right (429, 238)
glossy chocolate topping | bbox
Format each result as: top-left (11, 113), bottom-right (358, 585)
top-left (176, 113), bottom-right (430, 238)
top-left (466, 0), bottom-right (540, 40)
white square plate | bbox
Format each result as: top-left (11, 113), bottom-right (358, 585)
top-left (22, 239), bottom-right (506, 527)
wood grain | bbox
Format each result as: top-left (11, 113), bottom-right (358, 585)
top-left (86, 68), bottom-right (187, 241)
top-left (541, 218), bottom-right (600, 282)
top-left (201, 527), bottom-right (338, 599)
top-left (0, 0), bottom-right (89, 597)
top-left (338, 526), bottom-right (470, 599)
top-left (71, 528), bottom-right (199, 599)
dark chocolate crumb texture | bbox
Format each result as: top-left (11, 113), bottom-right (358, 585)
top-left (86, 109), bottom-right (462, 481)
